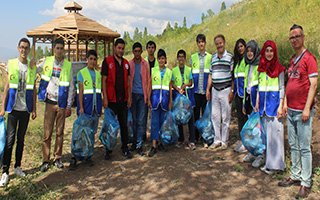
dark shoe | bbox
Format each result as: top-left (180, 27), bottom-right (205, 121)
top-left (148, 147), bottom-right (157, 157)
top-left (295, 186), bottom-right (311, 199)
top-left (122, 149), bottom-right (133, 159)
top-left (40, 162), bottom-right (50, 172)
top-left (69, 157), bottom-right (77, 170)
top-left (278, 177), bottom-right (301, 187)
top-left (137, 147), bottom-right (145, 156)
top-left (129, 144), bottom-right (137, 152)
top-left (158, 143), bottom-right (167, 152)
top-left (84, 158), bottom-right (94, 167)
top-left (105, 151), bottom-right (111, 160)
top-left (54, 159), bottom-right (64, 169)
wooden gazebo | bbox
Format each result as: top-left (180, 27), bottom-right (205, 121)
top-left (27, 1), bottom-right (120, 61)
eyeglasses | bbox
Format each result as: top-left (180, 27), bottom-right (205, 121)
top-left (19, 46), bottom-right (29, 50)
top-left (289, 34), bottom-right (303, 41)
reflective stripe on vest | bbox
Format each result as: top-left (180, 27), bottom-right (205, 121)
top-left (151, 66), bottom-right (172, 110)
top-left (38, 56), bottom-right (71, 108)
top-left (6, 58), bottom-right (36, 113)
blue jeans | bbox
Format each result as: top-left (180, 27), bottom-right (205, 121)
top-left (131, 93), bottom-right (148, 148)
top-left (151, 107), bottom-right (166, 141)
top-left (287, 108), bottom-right (315, 187)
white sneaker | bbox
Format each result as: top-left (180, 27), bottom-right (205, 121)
top-left (209, 142), bottom-right (221, 150)
top-left (260, 165), bottom-right (275, 175)
top-left (221, 143), bottom-right (228, 150)
top-left (234, 144), bottom-right (248, 153)
top-left (242, 153), bottom-right (255, 162)
top-left (14, 167), bottom-right (26, 177)
top-left (0, 173), bottom-right (9, 187)
top-left (252, 155), bottom-right (265, 168)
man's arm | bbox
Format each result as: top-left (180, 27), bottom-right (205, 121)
top-left (302, 77), bottom-right (317, 122)
top-left (206, 74), bottom-right (212, 101)
top-left (31, 80), bottom-right (37, 120)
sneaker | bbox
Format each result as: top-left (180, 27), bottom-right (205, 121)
top-left (0, 173), bottom-right (9, 187)
top-left (129, 144), bottom-right (136, 152)
top-left (122, 149), bottom-right (133, 159)
top-left (242, 153), bottom-right (255, 163)
top-left (234, 143), bottom-right (247, 153)
top-left (137, 147), bottom-right (145, 156)
top-left (260, 165), bottom-right (275, 175)
top-left (69, 157), bottom-right (77, 170)
top-left (40, 162), bottom-right (50, 172)
top-left (203, 143), bottom-right (209, 149)
top-left (14, 167), bottom-right (26, 177)
top-left (209, 142), bottom-right (221, 150)
top-left (188, 143), bottom-right (196, 151)
top-left (252, 155), bottom-right (265, 168)
top-left (158, 143), bottom-right (167, 152)
top-left (278, 177), bottom-right (301, 187)
top-left (148, 147), bottom-right (157, 157)
top-left (54, 159), bottom-right (64, 169)
top-left (175, 141), bottom-right (183, 148)
top-left (221, 143), bottom-right (228, 150)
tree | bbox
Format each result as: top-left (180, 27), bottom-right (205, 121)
top-left (35, 46), bottom-right (44, 60)
top-left (133, 27), bottom-right (142, 41)
top-left (183, 17), bottom-right (187, 28)
top-left (220, 1), bottom-right (226, 12)
top-left (207, 9), bottom-right (215, 17)
top-left (201, 13), bottom-right (206, 23)
top-left (165, 21), bottom-right (173, 31)
top-left (174, 22), bottom-right (179, 29)
top-left (143, 27), bottom-right (148, 38)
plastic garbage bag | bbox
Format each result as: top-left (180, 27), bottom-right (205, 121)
top-left (160, 111), bottom-right (179, 145)
top-left (195, 102), bottom-right (215, 145)
top-left (240, 112), bottom-right (266, 156)
top-left (127, 109), bottom-right (134, 143)
top-left (0, 116), bottom-right (6, 164)
top-left (172, 94), bottom-right (192, 125)
top-left (71, 114), bottom-right (96, 160)
top-left (99, 108), bottom-right (120, 150)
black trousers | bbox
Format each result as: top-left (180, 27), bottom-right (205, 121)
top-left (178, 114), bottom-right (195, 143)
top-left (109, 102), bottom-right (128, 150)
top-left (193, 93), bottom-right (207, 141)
top-left (2, 110), bottom-right (30, 174)
top-left (244, 92), bottom-right (253, 116)
top-left (234, 94), bottom-right (248, 136)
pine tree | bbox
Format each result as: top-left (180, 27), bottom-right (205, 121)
top-left (183, 17), bottom-right (187, 28)
top-left (220, 2), bottom-right (226, 12)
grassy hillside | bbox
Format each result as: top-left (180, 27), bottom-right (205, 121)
top-left (142, 0), bottom-right (320, 67)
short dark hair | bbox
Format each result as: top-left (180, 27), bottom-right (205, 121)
top-left (54, 38), bottom-right (65, 47)
top-left (18, 38), bottom-right (30, 47)
top-left (196, 34), bottom-right (206, 43)
top-left (146, 40), bottom-right (156, 49)
top-left (114, 38), bottom-right (125, 47)
top-left (157, 49), bottom-right (166, 58)
top-left (214, 34), bottom-right (225, 42)
top-left (132, 42), bottom-right (142, 51)
top-left (86, 49), bottom-right (97, 58)
top-left (290, 24), bottom-right (304, 31)
top-left (177, 49), bottom-right (186, 58)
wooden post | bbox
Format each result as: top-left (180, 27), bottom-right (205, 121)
top-left (95, 38), bottom-right (98, 54)
top-left (103, 39), bottom-right (106, 58)
top-left (76, 36), bottom-right (79, 61)
top-left (85, 40), bottom-right (88, 53)
top-left (68, 41), bottom-right (71, 61)
top-left (32, 37), bottom-right (36, 58)
top-left (107, 42), bottom-right (111, 56)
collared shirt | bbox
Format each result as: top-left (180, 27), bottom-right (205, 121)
top-left (210, 50), bottom-right (234, 90)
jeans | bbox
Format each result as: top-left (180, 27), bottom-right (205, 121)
top-left (131, 93), bottom-right (148, 148)
top-left (109, 102), bottom-right (128, 150)
top-left (2, 110), bottom-right (30, 174)
top-left (151, 107), bottom-right (166, 141)
top-left (193, 93), bottom-right (207, 141)
top-left (287, 108), bottom-right (314, 187)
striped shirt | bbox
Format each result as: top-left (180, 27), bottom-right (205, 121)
top-left (210, 50), bottom-right (234, 90)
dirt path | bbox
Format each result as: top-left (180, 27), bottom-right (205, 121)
top-left (28, 100), bottom-right (320, 200)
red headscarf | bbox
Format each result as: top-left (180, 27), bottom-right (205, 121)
top-left (258, 40), bottom-right (285, 78)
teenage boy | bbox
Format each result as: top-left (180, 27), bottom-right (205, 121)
top-left (172, 49), bottom-right (196, 150)
top-left (129, 42), bottom-right (150, 156)
top-left (190, 34), bottom-right (212, 145)
top-left (0, 38), bottom-right (37, 186)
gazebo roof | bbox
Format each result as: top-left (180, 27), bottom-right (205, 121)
top-left (26, 2), bottom-right (120, 38)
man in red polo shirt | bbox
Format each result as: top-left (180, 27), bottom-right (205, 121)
top-left (101, 38), bottom-right (132, 160)
top-left (278, 24), bottom-right (318, 199)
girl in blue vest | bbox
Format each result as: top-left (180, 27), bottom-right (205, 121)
top-left (242, 40), bottom-right (264, 167)
top-left (233, 38), bottom-right (248, 153)
top-left (257, 40), bottom-right (286, 175)
top-left (148, 49), bottom-right (172, 157)
top-left (69, 50), bottom-right (102, 168)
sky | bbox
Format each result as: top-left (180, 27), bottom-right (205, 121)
top-left (0, 0), bottom-right (239, 61)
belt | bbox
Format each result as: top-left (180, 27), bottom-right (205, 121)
top-left (213, 85), bottom-right (231, 91)
top-left (45, 98), bottom-right (58, 105)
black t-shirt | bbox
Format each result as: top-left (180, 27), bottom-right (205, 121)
top-left (101, 56), bottom-right (129, 103)
top-left (148, 59), bottom-right (155, 75)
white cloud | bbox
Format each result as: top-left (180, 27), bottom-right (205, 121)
top-left (40, 0), bottom-right (240, 37)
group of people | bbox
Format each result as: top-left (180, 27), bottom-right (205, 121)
top-left (0, 23), bottom-right (317, 199)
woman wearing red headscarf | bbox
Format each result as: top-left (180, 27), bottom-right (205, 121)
top-left (257, 40), bottom-right (286, 175)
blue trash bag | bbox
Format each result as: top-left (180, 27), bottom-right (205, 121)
top-left (71, 114), bottom-right (96, 160)
top-left (0, 116), bottom-right (6, 164)
top-left (99, 108), bottom-right (120, 150)
top-left (195, 102), bottom-right (215, 145)
top-left (240, 112), bottom-right (266, 156)
top-left (127, 109), bottom-right (134, 143)
top-left (172, 94), bottom-right (193, 125)
top-left (160, 111), bottom-right (179, 145)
